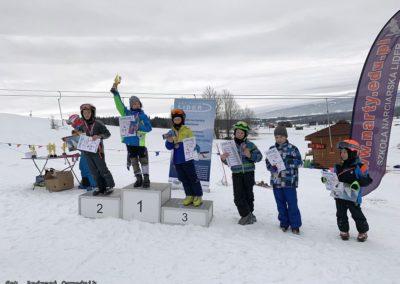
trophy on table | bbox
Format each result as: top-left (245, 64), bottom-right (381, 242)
top-left (61, 141), bottom-right (67, 156)
top-left (29, 145), bottom-right (37, 159)
top-left (47, 143), bottom-right (57, 158)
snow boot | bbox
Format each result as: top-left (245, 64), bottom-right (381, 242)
top-left (104, 187), bottom-right (114, 195)
top-left (251, 213), bottom-right (257, 223)
top-left (193, 196), bottom-right (203, 207)
top-left (182, 196), bottom-right (194, 206)
top-left (142, 174), bottom-right (150, 188)
top-left (291, 228), bottom-right (300, 235)
top-left (134, 174), bottom-right (143, 188)
top-left (281, 226), bottom-right (289, 232)
top-left (239, 213), bottom-right (254, 225)
top-left (340, 231), bottom-right (350, 241)
top-left (357, 232), bottom-right (368, 242)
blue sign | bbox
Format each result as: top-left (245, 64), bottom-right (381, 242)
top-left (169, 98), bottom-right (216, 191)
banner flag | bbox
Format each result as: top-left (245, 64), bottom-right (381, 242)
top-left (351, 10), bottom-right (400, 195)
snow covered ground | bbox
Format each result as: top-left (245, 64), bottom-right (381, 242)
top-left (0, 113), bottom-right (399, 284)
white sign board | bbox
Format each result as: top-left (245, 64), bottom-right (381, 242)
top-left (183, 137), bottom-right (196, 161)
top-left (119, 115), bottom-right (138, 138)
top-left (77, 135), bottom-right (101, 153)
top-left (219, 140), bottom-right (242, 167)
top-left (265, 147), bottom-right (286, 173)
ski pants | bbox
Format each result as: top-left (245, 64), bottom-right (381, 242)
top-left (273, 187), bottom-right (302, 229)
top-left (83, 151), bottom-right (115, 191)
top-left (232, 171), bottom-right (255, 217)
top-left (127, 145), bottom-right (149, 175)
top-left (335, 198), bottom-right (369, 233)
top-left (79, 153), bottom-right (96, 187)
top-left (175, 160), bottom-right (203, 197)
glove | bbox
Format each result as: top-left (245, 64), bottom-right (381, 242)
top-left (350, 181), bottom-right (360, 191)
top-left (271, 166), bottom-right (278, 173)
top-left (321, 177), bottom-right (327, 184)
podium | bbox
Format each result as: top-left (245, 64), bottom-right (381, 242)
top-left (161, 198), bottom-right (213, 227)
top-left (78, 183), bottom-right (213, 227)
top-left (122, 183), bottom-right (171, 223)
top-left (79, 189), bottom-right (122, 218)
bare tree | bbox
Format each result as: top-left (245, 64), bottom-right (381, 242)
top-left (221, 89), bottom-right (240, 138)
top-left (239, 107), bottom-right (256, 124)
top-left (202, 86), bottom-right (223, 138)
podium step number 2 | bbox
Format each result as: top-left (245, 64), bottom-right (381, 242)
top-left (79, 189), bottom-right (122, 218)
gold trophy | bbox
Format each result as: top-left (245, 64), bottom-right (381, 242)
top-left (51, 143), bottom-right (57, 157)
top-left (29, 145), bottom-right (37, 159)
top-left (61, 141), bottom-right (67, 155)
top-left (114, 74), bottom-right (121, 85)
top-left (47, 143), bottom-right (52, 157)
top-left (112, 74), bottom-right (122, 90)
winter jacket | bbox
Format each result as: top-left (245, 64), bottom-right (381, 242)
top-left (334, 157), bottom-right (372, 204)
top-left (222, 139), bottom-right (263, 174)
top-left (76, 120), bottom-right (110, 154)
top-left (165, 125), bottom-right (194, 164)
top-left (266, 140), bottom-right (302, 189)
top-left (111, 89), bottom-right (152, 146)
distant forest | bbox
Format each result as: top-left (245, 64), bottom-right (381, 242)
top-left (98, 105), bottom-right (400, 129)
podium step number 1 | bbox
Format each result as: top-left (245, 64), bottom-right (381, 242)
top-left (122, 182), bottom-right (171, 223)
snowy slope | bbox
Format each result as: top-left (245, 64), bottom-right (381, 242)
top-left (0, 113), bottom-right (399, 284)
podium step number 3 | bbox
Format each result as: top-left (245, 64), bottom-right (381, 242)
top-left (79, 189), bottom-right (122, 218)
top-left (161, 198), bottom-right (213, 227)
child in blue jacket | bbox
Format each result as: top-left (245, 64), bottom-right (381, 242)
top-left (110, 81), bottom-right (152, 188)
top-left (266, 125), bottom-right (303, 234)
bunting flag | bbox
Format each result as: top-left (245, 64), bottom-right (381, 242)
top-left (351, 10), bottom-right (400, 196)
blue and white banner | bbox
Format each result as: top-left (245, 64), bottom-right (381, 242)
top-left (169, 98), bottom-right (216, 192)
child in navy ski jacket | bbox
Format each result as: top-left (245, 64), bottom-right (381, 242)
top-left (220, 121), bottom-right (263, 225)
top-left (165, 109), bottom-right (203, 207)
top-left (324, 139), bottom-right (372, 242)
top-left (266, 125), bottom-right (303, 234)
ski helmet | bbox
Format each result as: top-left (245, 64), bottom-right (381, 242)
top-left (337, 139), bottom-right (360, 154)
top-left (233, 121), bottom-right (250, 132)
top-left (129, 96), bottom-right (142, 108)
top-left (171, 108), bottom-right (186, 119)
top-left (66, 114), bottom-right (79, 125)
top-left (80, 103), bottom-right (96, 119)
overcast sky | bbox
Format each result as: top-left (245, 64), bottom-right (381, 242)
top-left (0, 0), bottom-right (399, 118)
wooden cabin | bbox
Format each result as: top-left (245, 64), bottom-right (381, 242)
top-left (304, 120), bottom-right (350, 169)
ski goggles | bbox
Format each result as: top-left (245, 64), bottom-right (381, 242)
top-left (337, 140), bottom-right (360, 152)
top-left (234, 121), bottom-right (250, 131)
top-left (235, 121), bottom-right (249, 128)
top-left (171, 108), bottom-right (185, 116)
